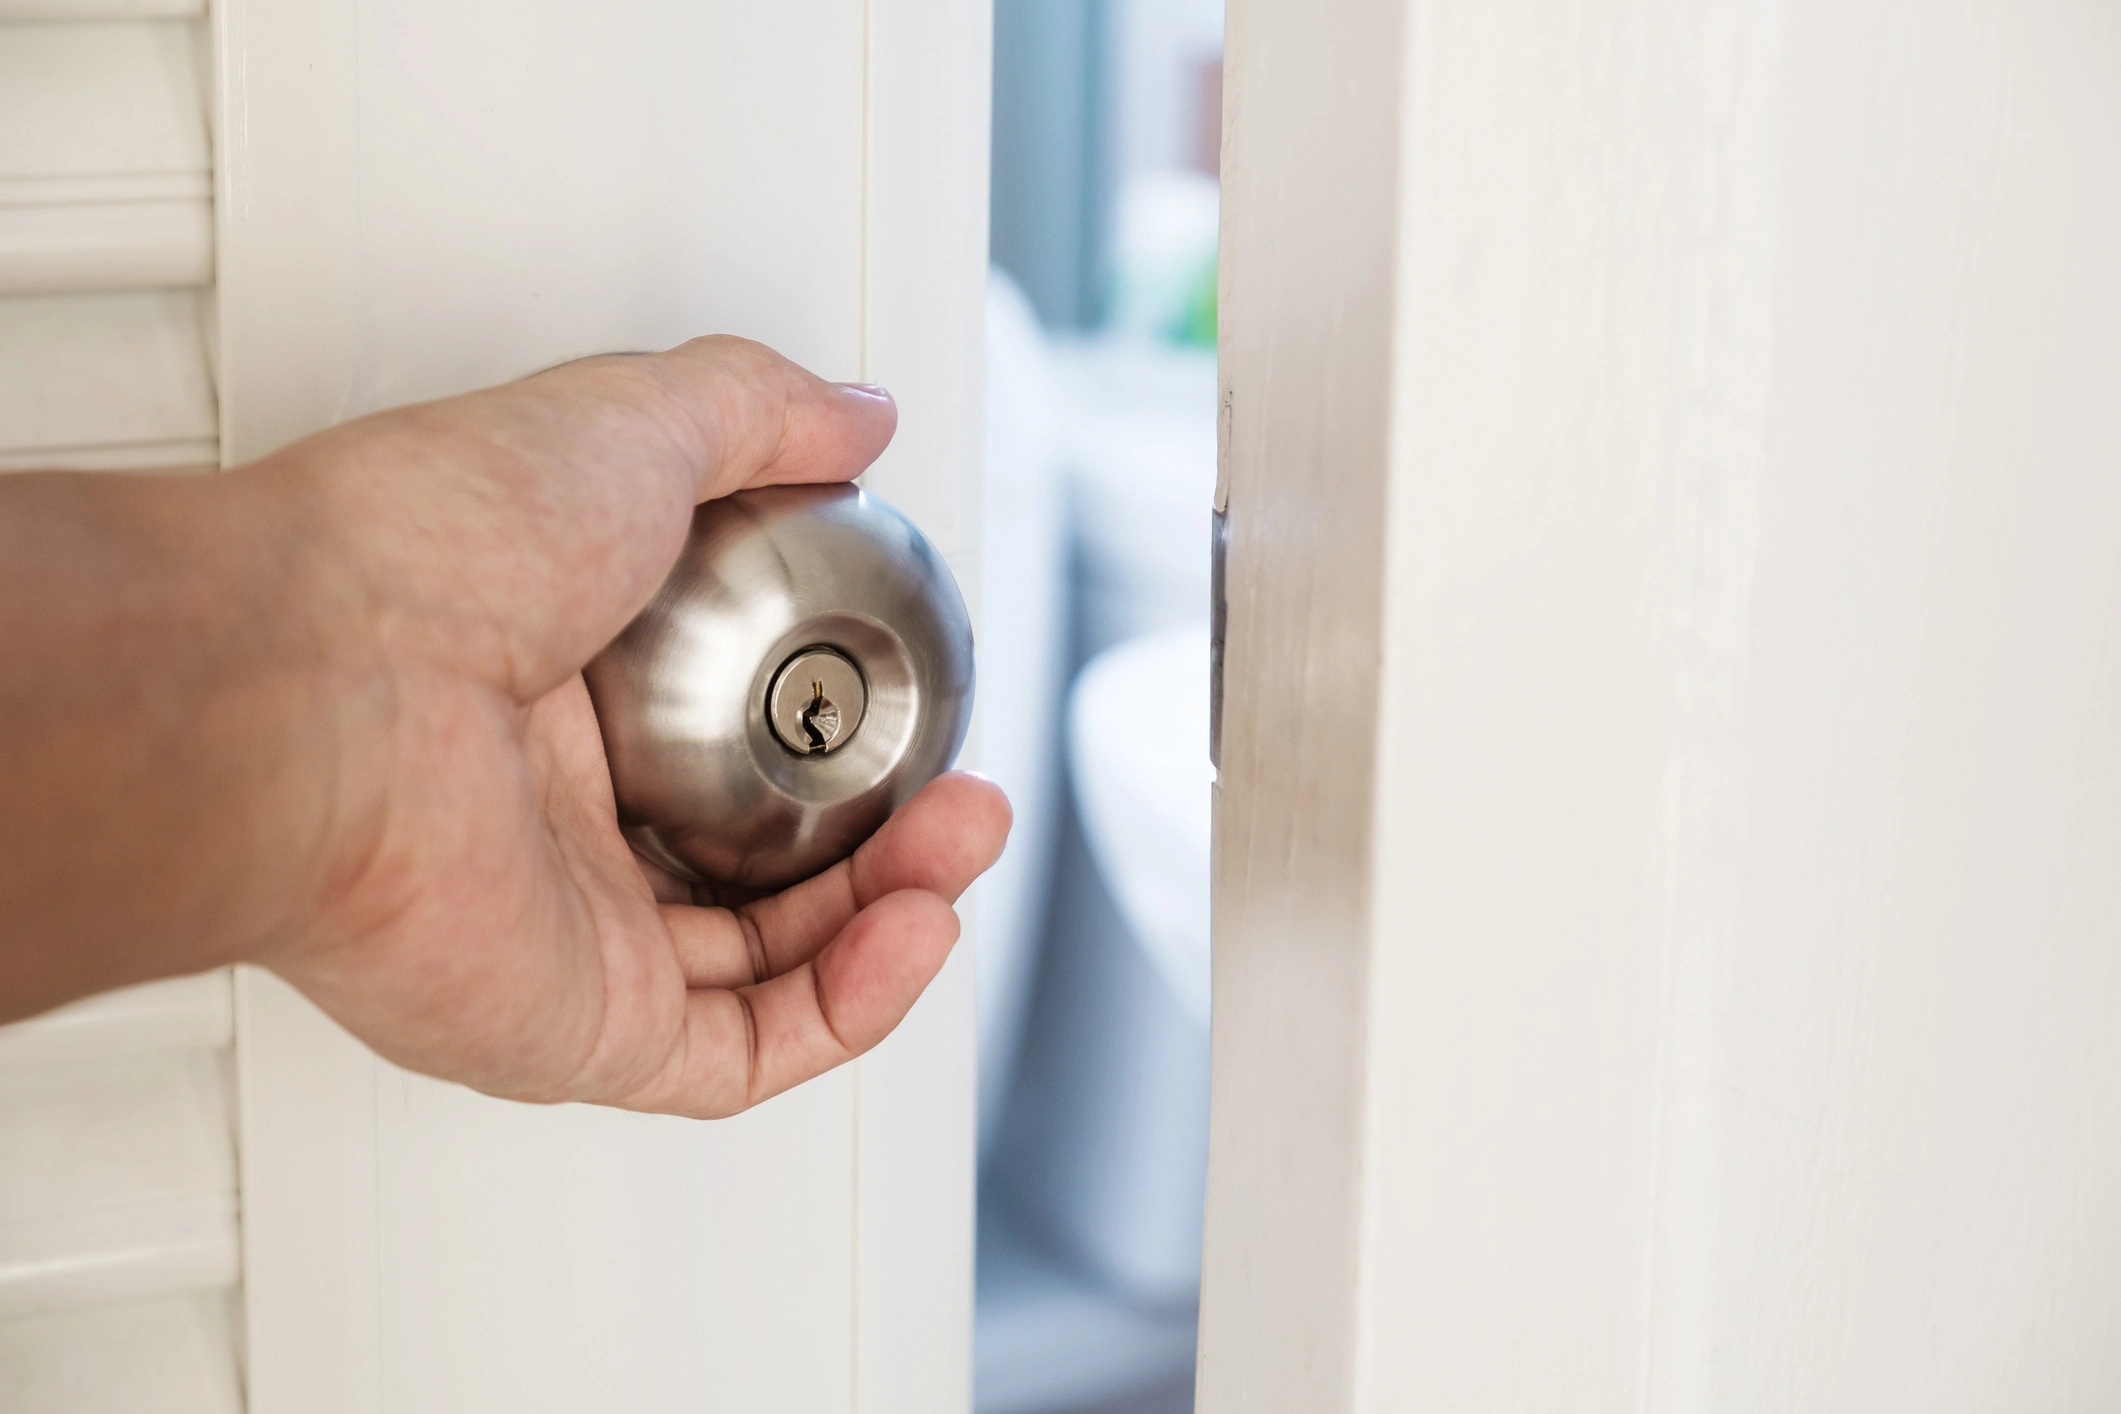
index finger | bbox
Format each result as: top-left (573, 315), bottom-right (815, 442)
top-left (293, 335), bottom-right (897, 701)
top-left (590, 335), bottom-right (900, 503)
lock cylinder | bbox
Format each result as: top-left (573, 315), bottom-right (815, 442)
top-left (583, 483), bottom-right (974, 891)
top-left (767, 646), bottom-right (867, 755)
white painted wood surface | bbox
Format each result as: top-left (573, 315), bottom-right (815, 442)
top-left (0, 0), bottom-right (201, 16)
top-left (0, 291), bottom-right (217, 470)
top-left (0, 4), bottom-right (234, 1405)
top-left (0, 22), bottom-right (208, 188)
top-left (0, 976), bottom-right (241, 1410)
top-left (1205, 0), bottom-right (2121, 1410)
top-left (1200, 2), bottom-right (1397, 1405)
top-left (0, 19), bottom-right (213, 297)
top-left (0, 11), bottom-right (217, 471)
top-left (0, 976), bottom-right (232, 1075)
top-left (216, 2), bottom-right (987, 1410)
top-left (0, 1295), bottom-right (242, 1414)
top-left (0, 198), bottom-right (212, 297)
top-left (857, 1), bottom-right (990, 1407)
top-left (0, 1049), bottom-right (238, 1322)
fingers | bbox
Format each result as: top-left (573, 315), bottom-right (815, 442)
top-left (650, 771), bottom-right (1008, 991)
top-left (615, 337), bottom-right (898, 502)
top-left (656, 904), bottom-right (765, 990)
top-left (647, 888), bottom-right (960, 1118)
top-left (288, 335), bottom-right (896, 701)
top-left (508, 336), bottom-right (898, 507)
top-left (732, 771), bottom-right (1011, 978)
top-left (612, 774), bottom-right (1007, 1116)
top-left (492, 339), bottom-right (893, 687)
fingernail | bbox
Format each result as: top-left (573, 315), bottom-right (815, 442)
top-left (839, 382), bottom-right (892, 401)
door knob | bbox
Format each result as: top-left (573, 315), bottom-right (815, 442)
top-left (584, 483), bottom-right (974, 891)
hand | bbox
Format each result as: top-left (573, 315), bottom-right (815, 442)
top-left (0, 337), bottom-right (1009, 1118)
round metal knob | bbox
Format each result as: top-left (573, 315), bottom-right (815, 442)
top-left (583, 483), bottom-right (974, 891)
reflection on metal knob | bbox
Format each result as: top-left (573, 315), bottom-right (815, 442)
top-left (583, 483), bottom-right (974, 891)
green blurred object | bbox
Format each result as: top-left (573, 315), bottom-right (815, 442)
top-left (1108, 171), bottom-right (1220, 345)
top-left (1172, 253), bottom-right (1217, 349)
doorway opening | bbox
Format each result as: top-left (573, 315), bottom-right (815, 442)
top-left (974, 3), bottom-right (1221, 1411)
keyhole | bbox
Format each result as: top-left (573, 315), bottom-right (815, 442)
top-left (768, 647), bottom-right (864, 756)
top-left (800, 679), bottom-right (841, 752)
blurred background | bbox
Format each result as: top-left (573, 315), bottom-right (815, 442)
top-left (972, 2), bottom-right (1222, 1412)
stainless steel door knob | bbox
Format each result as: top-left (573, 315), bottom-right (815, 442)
top-left (583, 483), bottom-right (974, 891)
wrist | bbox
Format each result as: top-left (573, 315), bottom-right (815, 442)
top-left (0, 461), bottom-right (395, 1017)
top-left (204, 455), bottom-right (401, 973)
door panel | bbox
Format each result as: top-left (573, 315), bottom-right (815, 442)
top-left (218, 12), bottom-right (868, 1405)
top-left (0, 989), bottom-right (241, 1413)
top-left (0, 0), bottom-right (984, 1408)
top-left (215, 2), bottom-right (987, 1411)
top-left (0, 1295), bottom-right (242, 1414)
top-left (0, 292), bottom-right (216, 468)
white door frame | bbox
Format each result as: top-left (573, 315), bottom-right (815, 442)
top-left (216, 3), bottom-right (990, 1409)
top-left (1206, 1), bottom-right (2121, 1409)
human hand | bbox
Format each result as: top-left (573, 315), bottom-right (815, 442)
top-left (0, 337), bottom-right (1008, 1117)
top-left (274, 338), bottom-right (1011, 1116)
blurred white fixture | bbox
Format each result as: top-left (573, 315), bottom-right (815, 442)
top-left (1071, 625), bottom-right (1213, 1030)
top-left (976, 330), bottom-right (1218, 1412)
top-left (974, 269), bottom-right (1071, 1157)
top-left (1046, 622), bottom-right (1215, 1303)
top-left (1051, 336), bottom-right (1217, 657)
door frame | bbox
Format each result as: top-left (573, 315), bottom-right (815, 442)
top-left (1204, 1), bottom-right (1780, 1404)
top-left (1206, 1), bottom-right (2121, 1409)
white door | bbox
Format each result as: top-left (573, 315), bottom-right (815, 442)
top-left (1205, 0), bottom-right (2121, 1409)
top-left (0, 3), bottom-right (988, 1410)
